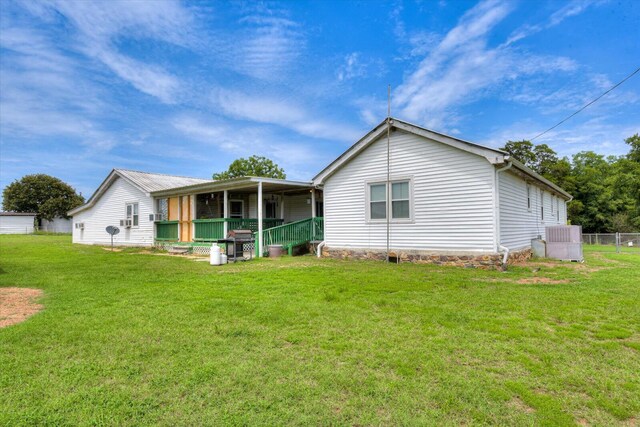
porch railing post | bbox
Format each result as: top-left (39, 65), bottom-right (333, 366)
top-left (223, 190), bottom-right (229, 237)
top-left (257, 181), bottom-right (263, 257)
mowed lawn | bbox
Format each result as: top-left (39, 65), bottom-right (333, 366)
top-left (1, 236), bottom-right (639, 426)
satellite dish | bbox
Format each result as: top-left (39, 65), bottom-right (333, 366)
top-left (105, 226), bottom-right (120, 251)
top-left (106, 226), bottom-right (120, 235)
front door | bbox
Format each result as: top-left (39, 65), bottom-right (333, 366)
top-left (179, 195), bottom-right (192, 242)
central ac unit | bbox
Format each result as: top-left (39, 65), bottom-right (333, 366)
top-left (149, 213), bottom-right (165, 221)
top-left (75, 222), bottom-right (84, 230)
top-left (120, 219), bottom-right (132, 228)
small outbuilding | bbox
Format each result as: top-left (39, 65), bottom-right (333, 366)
top-left (0, 212), bottom-right (37, 234)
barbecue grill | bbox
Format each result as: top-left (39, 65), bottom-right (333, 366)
top-left (217, 229), bottom-right (255, 262)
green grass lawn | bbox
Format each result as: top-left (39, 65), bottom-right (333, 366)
top-left (1, 235), bottom-right (639, 426)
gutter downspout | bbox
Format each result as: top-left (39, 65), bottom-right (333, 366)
top-left (495, 159), bottom-right (513, 268)
top-left (317, 241), bottom-right (325, 258)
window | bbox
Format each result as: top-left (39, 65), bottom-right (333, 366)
top-left (557, 198), bottom-right (560, 221)
top-left (551, 195), bottom-right (555, 215)
top-left (540, 190), bottom-right (544, 221)
top-left (126, 202), bottom-right (139, 226)
top-left (391, 181), bottom-right (410, 219)
top-left (157, 198), bottom-right (168, 219)
top-left (369, 184), bottom-right (386, 219)
top-left (526, 184), bottom-right (531, 210)
top-left (367, 180), bottom-right (411, 221)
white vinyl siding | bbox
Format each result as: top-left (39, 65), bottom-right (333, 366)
top-left (498, 171), bottom-right (567, 250)
top-left (40, 217), bottom-right (72, 233)
top-left (0, 215), bottom-right (36, 234)
top-left (72, 176), bottom-right (154, 246)
top-left (324, 129), bottom-right (496, 252)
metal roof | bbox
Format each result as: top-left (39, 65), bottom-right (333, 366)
top-left (68, 169), bottom-right (212, 215)
top-left (115, 169), bottom-right (211, 193)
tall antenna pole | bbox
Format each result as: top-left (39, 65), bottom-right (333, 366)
top-left (386, 84), bottom-right (391, 263)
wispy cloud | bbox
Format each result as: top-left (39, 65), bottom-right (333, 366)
top-left (505, 0), bottom-right (605, 45)
top-left (24, 0), bottom-right (195, 103)
top-left (228, 7), bottom-right (305, 81)
top-left (212, 89), bottom-right (362, 141)
top-left (390, 0), bottom-right (582, 130)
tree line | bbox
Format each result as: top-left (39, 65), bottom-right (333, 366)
top-left (501, 134), bottom-right (640, 233)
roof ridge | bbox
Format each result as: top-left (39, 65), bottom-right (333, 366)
top-left (114, 168), bottom-right (212, 181)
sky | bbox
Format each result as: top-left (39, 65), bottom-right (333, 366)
top-left (1, 0), bottom-right (639, 200)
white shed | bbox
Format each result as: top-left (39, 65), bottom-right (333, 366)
top-left (0, 212), bottom-right (37, 234)
top-left (40, 217), bottom-right (73, 233)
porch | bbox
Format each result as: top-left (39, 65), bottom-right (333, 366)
top-left (150, 177), bottom-right (323, 257)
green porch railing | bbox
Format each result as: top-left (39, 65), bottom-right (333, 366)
top-left (192, 218), bottom-right (285, 242)
top-left (155, 221), bottom-right (179, 240)
top-left (255, 217), bottom-right (324, 256)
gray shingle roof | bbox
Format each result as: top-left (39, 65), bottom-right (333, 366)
top-left (115, 169), bottom-right (212, 193)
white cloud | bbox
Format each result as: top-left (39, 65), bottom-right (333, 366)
top-left (505, 0), bottom-right (605, 45)
top-left (229, 9), bottom-right (305, 80)
top-left (25, 0), bottom-right (195, 104)
top-left (212, 89), bottom-right (362, 142)
top-left (388, 0), bottom-right (583, 130)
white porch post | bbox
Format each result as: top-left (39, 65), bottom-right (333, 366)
top-left (280, 192), bottom-right (285, 220)
top-left (257, 181), bottom-right (263, 257)
top-left (311, 189), bottom-right (316, 218)
top-left (223, 190), bottom-right (229, 236)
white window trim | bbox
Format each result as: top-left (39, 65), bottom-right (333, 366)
top-left (365, 177), bottom-right (414, 223)
top-left (125, 201), bottom-right (140, 228)
top-left (540, 189), bottom-right (545, 222)
top-left (526, 184), bottom-right (532, 212)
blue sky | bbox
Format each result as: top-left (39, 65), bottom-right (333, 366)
top-left (1, 0), bottom-right (638, 199)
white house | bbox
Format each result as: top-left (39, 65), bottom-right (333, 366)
top-left (0, 212), bottom-right (37, 234)
top-left (69, 118), bottom-right (571, 267)
top-left (69, 169), bottom-right (212, 246)
top-left (312, 118), bottom-right (570, 267)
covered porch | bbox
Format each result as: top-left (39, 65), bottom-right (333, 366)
top-left (151, 177), bottom-right (323, 256)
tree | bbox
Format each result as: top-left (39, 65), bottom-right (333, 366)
top-left (213, 156), bottom-right (286, 180)
top-left (500, 140), bottom-right (536, 168)
top-left (625, 133), bottom-right (640, 163)
top-left (2, 174), bottom-right (84, 221)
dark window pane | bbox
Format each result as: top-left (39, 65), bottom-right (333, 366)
top-left (370, 201), bottom-right (386, 219)
top-left (392, 200), bottom-right (409, 218)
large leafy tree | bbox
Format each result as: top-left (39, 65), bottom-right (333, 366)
top-left (2, 174), bottom-right (84, 221)
top-left (213, 156), bottom-right (286, 180)
top-left (500, 140), bottom-right (536, 168)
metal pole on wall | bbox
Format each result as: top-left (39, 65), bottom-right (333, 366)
top-left (386, 84), bottom-right (391, 263)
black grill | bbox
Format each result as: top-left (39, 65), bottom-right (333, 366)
top-left (218, 229), bottom-right (255, 262)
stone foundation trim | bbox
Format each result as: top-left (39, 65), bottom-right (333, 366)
top-left (322, 247), bottom-right (531, 269)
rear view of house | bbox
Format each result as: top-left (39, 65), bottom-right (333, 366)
top-left (69, 117), bottom-right (571, 268)
top-left (313, 118), bottom-right (570, 267)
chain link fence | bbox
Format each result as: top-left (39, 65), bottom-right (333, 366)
top-left (582, 233), bottom-right (640, 253)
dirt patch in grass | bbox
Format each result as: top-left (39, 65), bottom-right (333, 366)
top-left (509, 397), bottom-right (535, 414)
top-left (516, 277), bottom-right (571, 285)
top-left (0, 287), bottom-right (43, 328)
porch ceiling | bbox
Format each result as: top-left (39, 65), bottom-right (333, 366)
top-left (150, 176), bottom-right (315, 197)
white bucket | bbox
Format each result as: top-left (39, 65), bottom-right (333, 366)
top-left (210, 244), bottom-right (221, 265)
top-left (221, 253), bottom-right (228, 264)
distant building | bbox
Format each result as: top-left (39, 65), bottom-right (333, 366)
top-left (0, 212), bottom-right (37, 234)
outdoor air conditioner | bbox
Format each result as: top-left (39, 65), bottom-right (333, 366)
top-left (545, 225), bottom-right (583, 262)
top-left (149, 213), bottom-right (165, 221)
top-left (75, 222), bottom-right (84, 230)
top-left (120, 219), bottom-right (132, 228)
